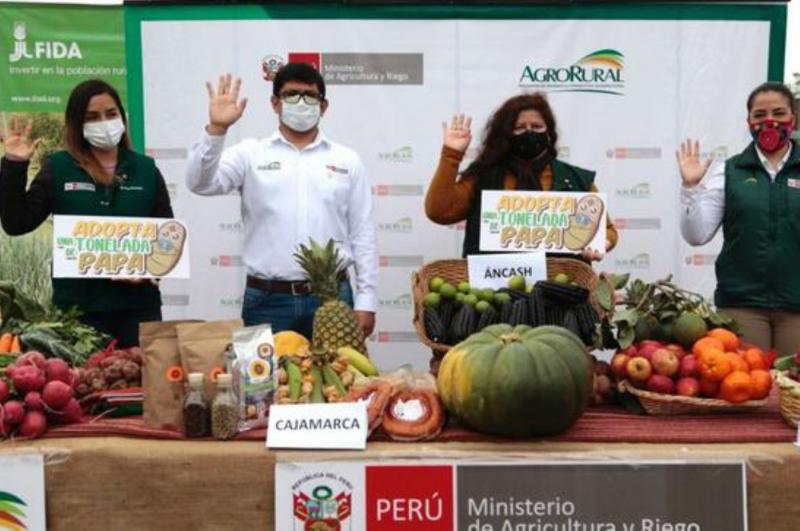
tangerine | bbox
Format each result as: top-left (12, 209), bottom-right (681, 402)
top-left (743, 348), bottom-right (768, 371)
top-left (698, 350), bottom-right (732, 382)
top-left (707, 328), bottom-right (740, 351)
top-left (693, 337), bottom-right (725, 357)
top-left (725, 352), bottom-right (750, 373)
top-left (749, 369), bottom-right (772, 400)
top-left (719, 371), bottom-right (753, 403)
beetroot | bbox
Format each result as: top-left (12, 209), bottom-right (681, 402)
top-left (42, 381), bottom-right (73, 410)
top-left (18, 410), bottom-right (47, 439)
top-left (17, 351), bottom-right (47, 369)
top-left (3, 400), bottom-right (25, 425)
top-left (59, 399), bottom-right (82, 424)
top-left (0, 379), bottom-right (9, 402)
top-left (11, 365), bottom-right (46, 393)
top-left (45, 358), bottom-right (72, 384)
top-left (24, 391), bottom-right (44, 411)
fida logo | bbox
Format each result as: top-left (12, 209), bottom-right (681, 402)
top-left (520, 49), bottom-right (625, 96)
top-left (292, 474), bottom-right (353, 530)
top-left (9, 21), bottom-right (82, 63)
top-left (615, 182), bottom-right (651, 199)
top-left (0, 490), bottom-right (29, 529)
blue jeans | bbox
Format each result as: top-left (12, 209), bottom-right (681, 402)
top-left (241, 281), bottom-right (354, 338)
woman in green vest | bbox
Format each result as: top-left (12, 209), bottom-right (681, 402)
top-left (0, 79), bottom-right (173, 347)
top-left (425, 92), bottom-right (617, 259)
top-left (679, 81), bottom-right (799, 355)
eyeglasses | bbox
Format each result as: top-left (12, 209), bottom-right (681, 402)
top-left (279, 90), bottom-right (323, 105)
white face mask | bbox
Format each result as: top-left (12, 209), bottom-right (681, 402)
top-left (83, 117), bottom-right (125, 150)
top-left (280, 100), bottom-right (321, 133)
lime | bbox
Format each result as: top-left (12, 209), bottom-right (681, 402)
top-left (429, 276), bottom-right (445, 292)
top-left (478, 288), bottom-right (495, 303)
top-left (475, 301), bottom-right (491, 313)
top-left (455, 292), bottom-right (466, 305)
top-left (494, 292), bottom-right (512, 305)
top-left (508, 274), bottom-right (526, 291)
top-left (439, 283), bottom-right (457, 300)
top-left (457, 281), bottom-right (471, 294)
top-left (525, 284), bottom-right (535, 294)
top-left (554, 273), bottom-right (570, 284)
top-left (463, 294), bottom-right (478, 306)
top-left (423, 292), bottom-right (441, 308)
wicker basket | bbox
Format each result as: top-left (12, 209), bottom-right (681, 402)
top-left (774, 371), bottom-right (800, 427)
top-left (617, 379), bottom-right (768, 415)
top-left (411, 257), bottom-right (610, 355)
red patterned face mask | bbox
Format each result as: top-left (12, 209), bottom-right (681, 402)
top-left (749, 118), bottom-right (795, 153)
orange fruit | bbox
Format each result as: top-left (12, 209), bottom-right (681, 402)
top-left (707, 328), bottom-right (740, 351)
top-left (725, 352), bottom-right (749, 373)
top-left (749, 369), bottom-right (772, 399)
top-left (700, 378), bottom-right (721, 398)
top-left (693, 337), bottom-right (725, 357)
top-left (743, 348), bottom-right (768, 371)
top-left (698, 350), bottom-right (732, 382)
top-left (719, 371), bottom-right (753, 403)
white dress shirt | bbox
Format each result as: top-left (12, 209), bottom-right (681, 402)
top-left (186, 129), bottom-right (378, 312)
top-left (680, 145), bottom-right (794, 246)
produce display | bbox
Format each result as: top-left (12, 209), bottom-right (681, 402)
top-left (72, 345), bottom-right (143, 399)
top-left (423, 274), bottom-right (599, 347)
top-left (611, 329), bottom-right (773, 404)
top-left (437, 324), bottom-right (593, 437)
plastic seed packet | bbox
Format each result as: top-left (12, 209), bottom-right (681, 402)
top-left (232, 324), bottom-right (276, 431)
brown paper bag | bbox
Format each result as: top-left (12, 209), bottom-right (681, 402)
top-left (140, 320), bottom-right (202, 430)
top-left (177, 319), bottom-right (243, 401)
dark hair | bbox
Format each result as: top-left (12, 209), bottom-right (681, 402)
top-left (64, 79), bottom-right (130, 185)
top-left (272, 63), bottom-right (326, 98)
top-left (464, 92), bottom-right (558, 185)
top-left (746, 82), bottom-right (797, 115)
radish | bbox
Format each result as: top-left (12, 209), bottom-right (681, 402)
top-left (18, 410), bottom-right (47, 439)
top-left (24, 391), bottom-right (44, 411)
top-left (17, 351), bottom-right (47, 369)
top-left (59, 399), bottom-right (82, 424)
top-left (11, 365), bottom-right (46, 393)
top-left (3, 400), bottom-right (25, 425)
top-left (0, 379), bottom-right (9, 402)
top-left (45, 358), bottom-right (71, 384)
top-left (42, 381), bottom-right (73, 410)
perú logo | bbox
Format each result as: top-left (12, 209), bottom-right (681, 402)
top-left (519, 49), bottom-right (625, 96)
top-left (366, 465), bottom-right (453, 530)
top-left (9, 21), bottom-right (82, 63)
top-left (292, 479), bottom-right (353, 530)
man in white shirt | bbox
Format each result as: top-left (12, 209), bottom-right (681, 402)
top-left (677, 81), bottom-right (799, 355)
top-left (186, 64), bottom-right (377, 339)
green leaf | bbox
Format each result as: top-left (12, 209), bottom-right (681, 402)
top-left (610, 272), bottom-right (630, 290)
top-left (613, 309), bottom-right (639, 327)
top-left (595, 281), bottom-right (613, 311)
top-left (618, 326), bottom-right (636, 349)
top-left (774, 355), bottom-right (796, 371)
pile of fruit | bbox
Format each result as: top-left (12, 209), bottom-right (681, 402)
top-left (72, 345), bottom-right (143, 399)
top-left (611, 328), bottom-right (773, 404)
top-left (275, 344), bottom-right (378, 405)
top-left (1, 352), bottom-right (81, 439)
top-left (422, 274), bottom-right (599, 347)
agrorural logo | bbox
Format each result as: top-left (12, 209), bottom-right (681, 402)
top-left (9, 21), bottom-right (82, 63)
top-left (615, 253), bottom-right (651, 270)
top-left (615, 182), bottom-right (651, 199)
top-left (378, 293), bottom-right (412, 310)
top-left (377, 217), bottom-right (413, 234)
top-left (520, 49), bottom-right (625, 96)
top-left (378, 146), bottom-right (413, 163)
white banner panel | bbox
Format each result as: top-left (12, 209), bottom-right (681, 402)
top-left (138, 16), bottom-right (771, 371)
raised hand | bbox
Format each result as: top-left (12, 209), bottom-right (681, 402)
top-left (442, 113), bottom-right (472, 153)
top-left (676, 139), bottom-right (712, 187)
top-left (206, 73), bottom-right (248, 135)
top-left (0, 116), bottom-right (41, 162)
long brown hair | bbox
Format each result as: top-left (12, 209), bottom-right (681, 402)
top-left (64, 79), bottom-right (130, 186)
top-left (464, 92), bottom-right (559, 188)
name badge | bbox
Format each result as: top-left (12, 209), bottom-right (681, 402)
top-left (788, 178), bottom-right (800, 189)
top-left (267, 402), bottom-right (368, 450)
top-left (64, 182), bottom-right (96, 192)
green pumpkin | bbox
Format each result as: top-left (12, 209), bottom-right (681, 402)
top-left (437, 324), bottom-right (592, 437)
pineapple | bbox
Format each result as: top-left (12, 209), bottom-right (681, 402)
top-left (294, 238), bottom-right (368, 355)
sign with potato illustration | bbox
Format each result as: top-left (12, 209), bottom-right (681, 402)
top-left (479, 191), bottom-right (607, 254)
top-left (52, 215), bottom-right (190, 279)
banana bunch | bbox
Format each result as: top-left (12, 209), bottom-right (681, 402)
top-left (275, 346), bottom-right (378, 405)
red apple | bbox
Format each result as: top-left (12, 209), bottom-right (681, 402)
top-left (651, 348), bottom-right (680, 378)
top-left (679, 355), bottom-right (699, 378)
top-left (665, 343), bottom-right (687, 359)
top-left (620, 345), bottom-right (638, 358)
top-left (637, 343), bottom-right (661, 361)
top-left (610, 354), bottom-right (630, 378)
top-left (638, 340), bottom-right (664, 350)
top-left (646, 374), bottom-right (676, 395)
top-left (626, 357), bottom-right (652, 383)
top-left (676, 377), bottom-right (701, 397)
top-left (700, 378), bottom-right (720, 398)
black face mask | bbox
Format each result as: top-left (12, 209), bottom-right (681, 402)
top-left (509, 131), bottom-right (550, 160)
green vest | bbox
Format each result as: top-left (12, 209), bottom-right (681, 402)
top-left (49, 149), bottom-right (162, 312)
top-left (715, 142), bottom-right (800, 310)
top-left (462, 159), bottom-right (596, 256)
